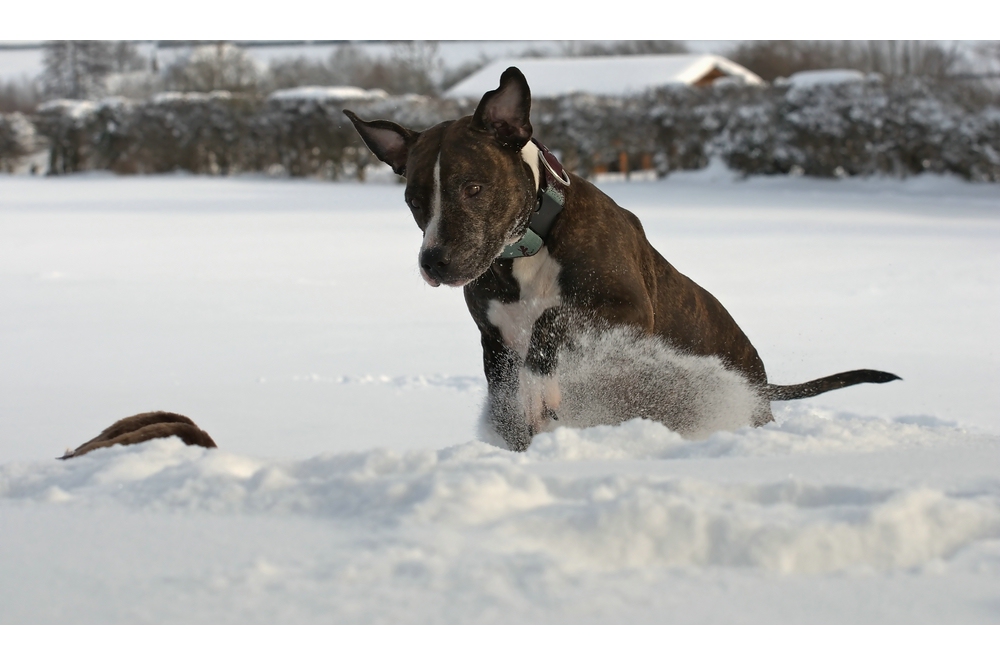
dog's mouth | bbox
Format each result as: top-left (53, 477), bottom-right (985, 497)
top-left (419, 266), bottom-right (474, 288)
top-left (421, 274), bottom-right (472, 288)
top-left (419, 245), bottom-right (500, 288)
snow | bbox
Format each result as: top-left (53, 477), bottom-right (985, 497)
top-left (1, 169), bottom-right (999, 623)
top-left (444, 54), bottom-right (764, 99)
top-left (268, 86), bottom-right (388, 102)
top-left (781, 69), bottom-right (877, 87)
top-left (35, 98), bottom-right (98, 119)
top-left (151, 90), bottom-right (232, 104)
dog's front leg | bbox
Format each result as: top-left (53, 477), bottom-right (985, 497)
top-left (482, 339), bottom-right (535, 451)
top-left (482, 308), bottom-right (567, 452)
top-left (522, 306), bottom-right (566, 429)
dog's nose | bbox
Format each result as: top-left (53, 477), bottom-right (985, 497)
top-left (420, 246), bottom-right (451, 283)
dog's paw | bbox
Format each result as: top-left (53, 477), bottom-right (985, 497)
top-left (519, 369), bottom-right (561, 435)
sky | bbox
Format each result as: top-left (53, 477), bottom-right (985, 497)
top-left (1, 1), bottom-right (997, 41)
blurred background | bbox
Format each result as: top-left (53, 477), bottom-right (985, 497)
top-left (1, 39), bottom-right (998, 182)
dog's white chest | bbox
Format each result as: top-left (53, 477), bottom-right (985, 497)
top-left (486, 248), bottom-right (562, 360)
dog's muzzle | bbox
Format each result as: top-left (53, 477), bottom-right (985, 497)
top-left (419, 246), bottom-right (452, 287)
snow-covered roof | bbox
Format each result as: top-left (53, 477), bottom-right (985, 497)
top-left (36, 99), bottom-right (98, 119)
top-left (151, 91), bottom-right (234, 104)
top-left (780, 69), bottom-right (881, 88)
top-left (268, 86), bottom-right (389, 102)
top-left (444, 54), bottom-right (763, 99)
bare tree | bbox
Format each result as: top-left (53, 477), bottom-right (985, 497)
top-left (375, 41), bottom-right (441, 95)
top-left (725, 40), bottom-right (967, 82)
top-left (859, 40), bottom-right (964, 79)
top-left (41, 41), bottom-right (115, 99)
top-left (0, 76), bottom-right (42, 113)
top-left (975, 41), bottom-right (1000, 68)
top-left (110, 41), bottom-right (148, 74)
top-left (265, 56), bottom-right (338, 91)
top-left (319, 41), bottom-right (442, 95)
top-left (560, 40), bottom-right (688, 57)
top-left (40, 41), bottom-right (148, 100)
top-left (164, 43), bottom-right (259, 93)
top-left (724, 41), bottom-right (853, 81)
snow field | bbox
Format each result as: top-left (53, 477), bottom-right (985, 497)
top-left (1, 171), bottom-right (999, 622)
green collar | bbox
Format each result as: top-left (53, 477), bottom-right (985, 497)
top-left (499, 186), bottom-right (565, 259)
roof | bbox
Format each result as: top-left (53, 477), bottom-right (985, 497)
top-left (267, 86), bottom-right (389, 102)
top-left (444, 54), bottom-right (764, 99)
top-left (780, 69), bottom-right (882, 88)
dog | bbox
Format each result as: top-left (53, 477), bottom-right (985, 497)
top-left (61, 66), bottom-right (898, 459)
top-left (343, 66), bottom-right (899, 452)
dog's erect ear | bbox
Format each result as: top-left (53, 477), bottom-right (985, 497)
top-left (472, 67), bottom-right (532, 150)
top-left (344, 109), bottom-right (417, 176)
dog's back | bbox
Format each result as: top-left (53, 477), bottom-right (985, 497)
top-left (551, 174), bottom-right (771, 387)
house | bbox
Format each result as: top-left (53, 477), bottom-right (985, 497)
top-left (443, 53), bottom-right (763, 99)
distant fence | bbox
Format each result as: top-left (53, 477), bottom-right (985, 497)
top-left (5, 78), bottom-right (1000, 182)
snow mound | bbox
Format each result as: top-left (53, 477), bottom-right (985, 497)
top-left (4, 411), bottom-right (996, 577)
top-left (527, 404), bottom-right (989, 461)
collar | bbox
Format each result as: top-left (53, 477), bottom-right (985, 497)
top-left (499, 140), bottom-right (570, 259)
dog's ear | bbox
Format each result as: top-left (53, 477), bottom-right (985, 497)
top-left (343, 109), bottom-right (417, 176)
top-left (472, 66), bottom-right (532, 150)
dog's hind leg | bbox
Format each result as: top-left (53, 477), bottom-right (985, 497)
top-left (60, 411), bottom-right (216, 459)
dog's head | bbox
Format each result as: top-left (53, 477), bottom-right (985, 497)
top-left (345, 67), bottom-right (541, 287)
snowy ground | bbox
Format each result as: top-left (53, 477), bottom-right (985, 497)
top-left (1, 169), bottom-right (998, 623)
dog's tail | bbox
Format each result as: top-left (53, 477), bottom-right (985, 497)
top-left (765, 369), bottom-right (901, 401)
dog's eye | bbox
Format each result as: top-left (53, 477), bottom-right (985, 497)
top-left (408, 197), bottom-right (421, 210)
top-left (464, 184), bottom-right (482, 198)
